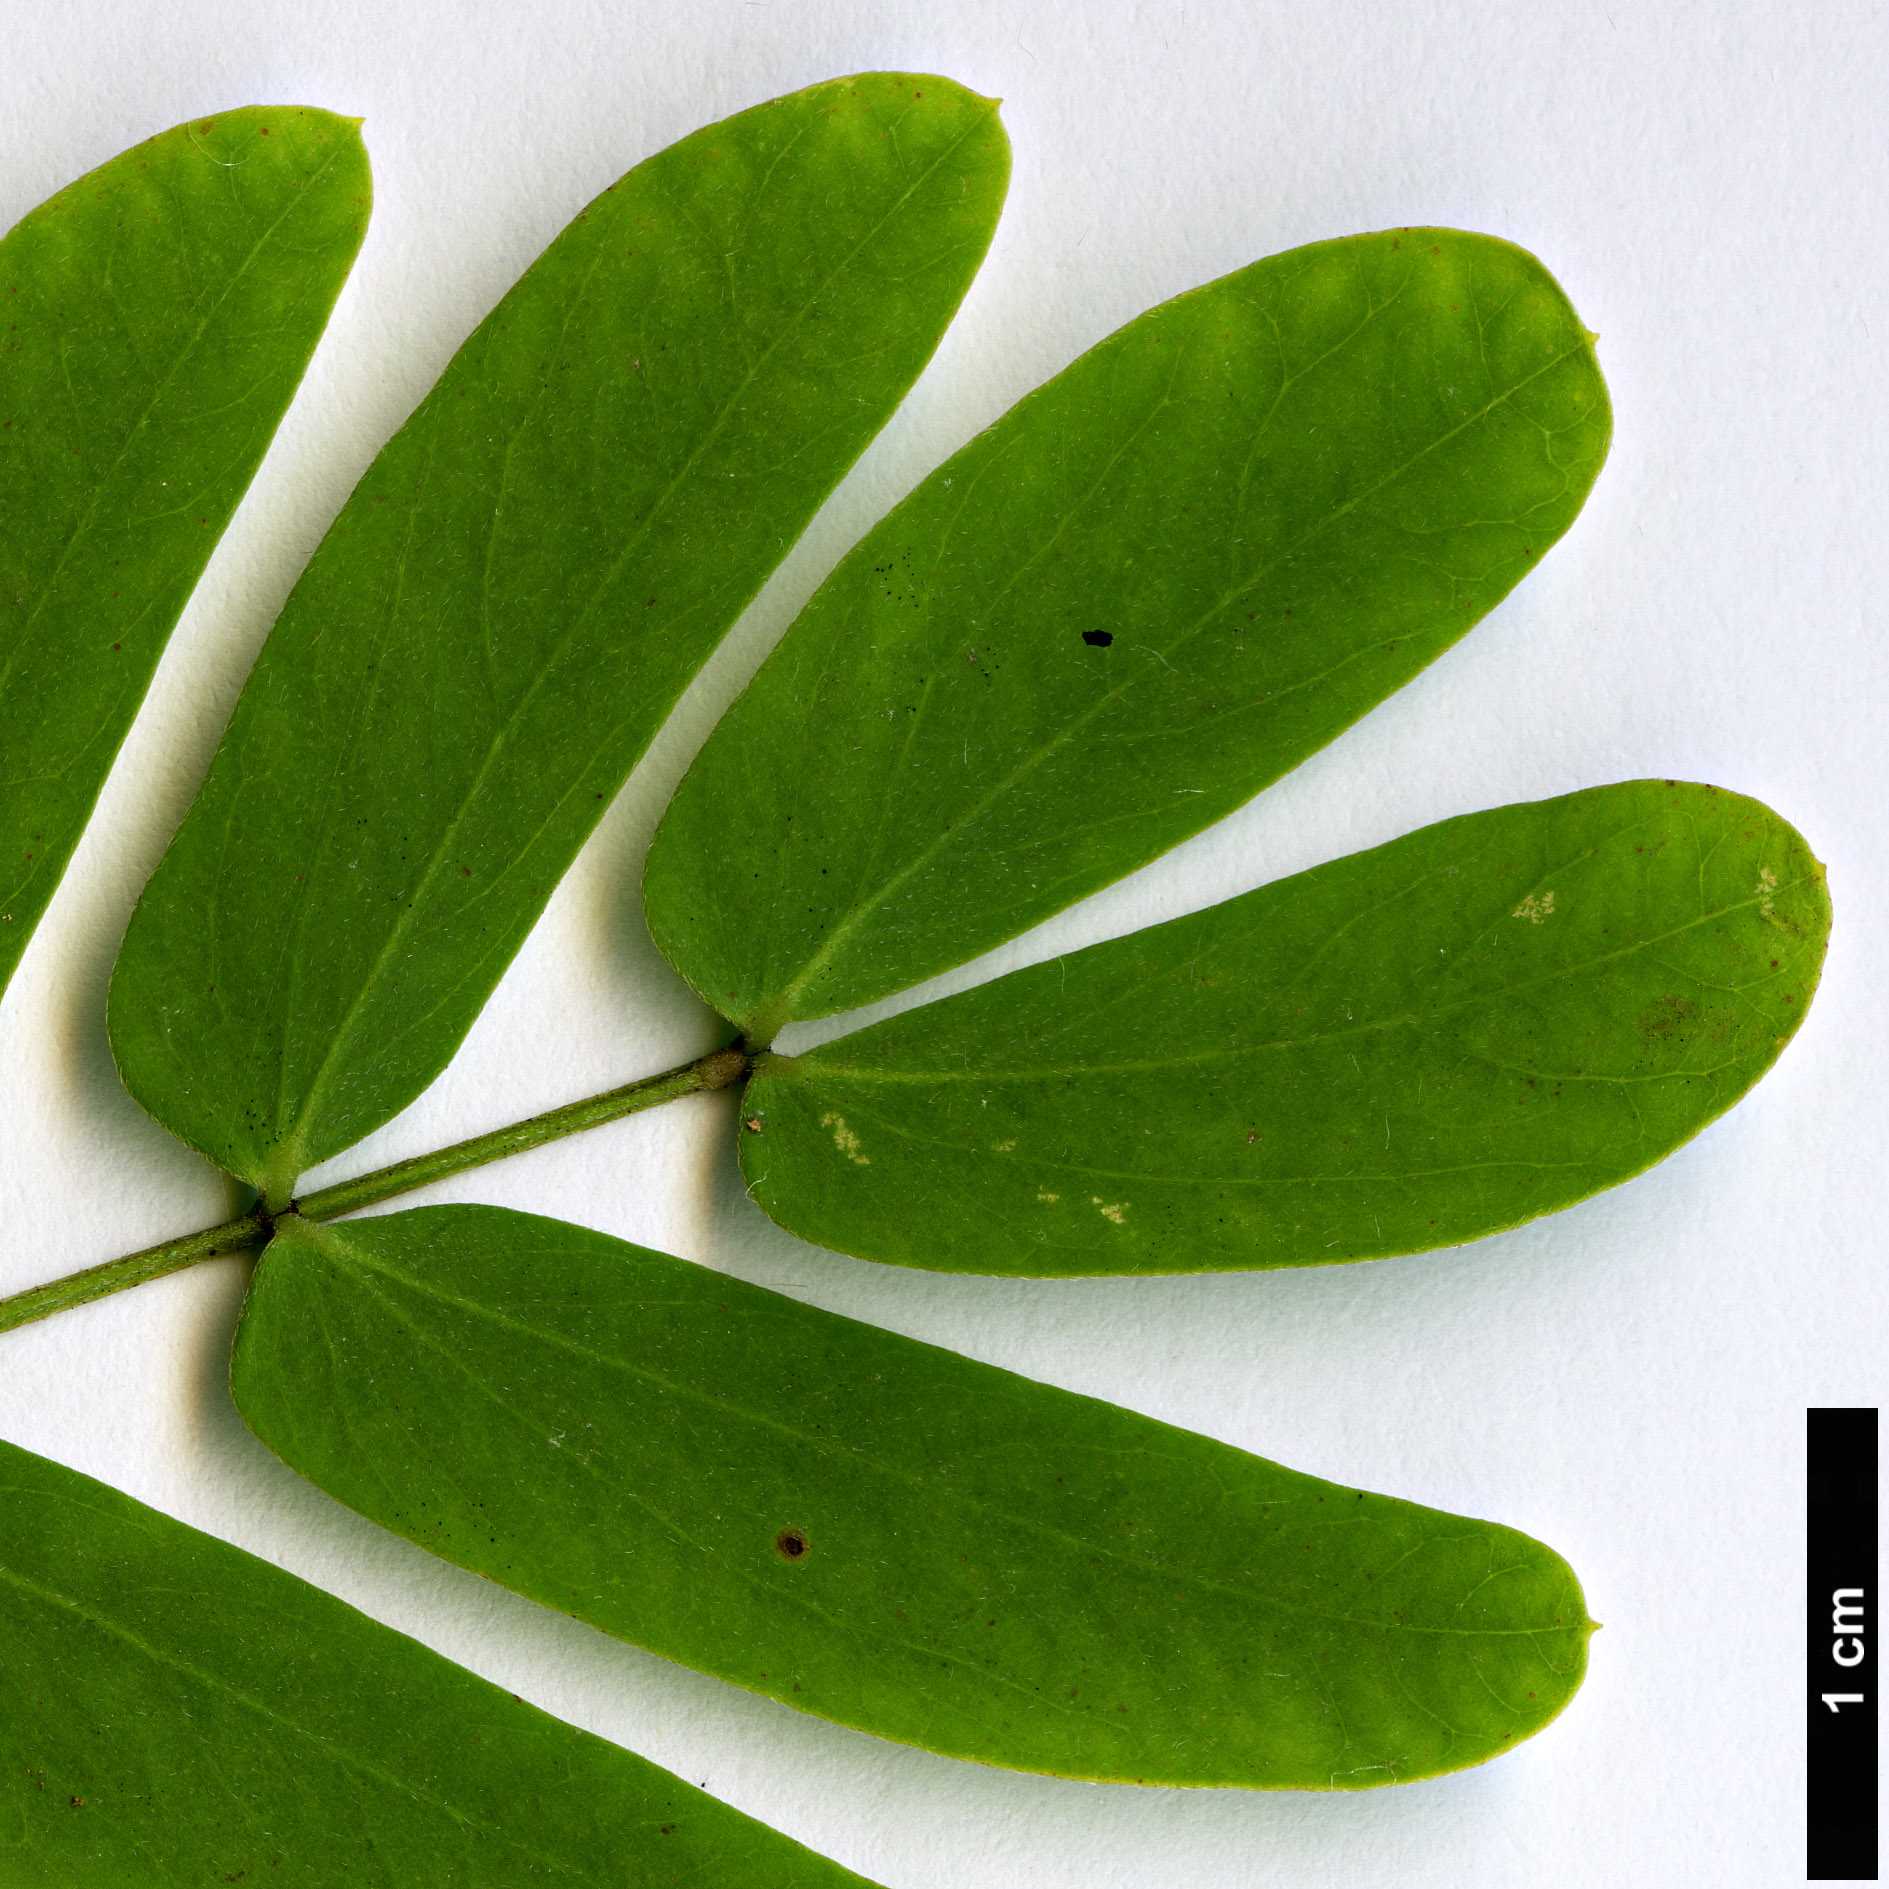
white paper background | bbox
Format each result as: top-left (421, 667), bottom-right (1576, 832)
top-left (2, 2), bottom-right (1884, 1883)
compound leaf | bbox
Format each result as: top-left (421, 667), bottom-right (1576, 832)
top-left (0, 107), bottom-right (368, 1002)
top-left (0, 1436), bottom-right (878, 1886)
top-left (741, 781), bottom-right (1828, 1274)
top-left (108, 73), bottom-right (1008, 1204)
top-left (644, 227), bottom-right (1610, 1040)
top-left (231, 1204), bottom-right (1595, 1789)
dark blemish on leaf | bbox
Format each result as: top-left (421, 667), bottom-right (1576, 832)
top-left (1082, 630), bottom-right (1112, 647)
top-left (775, 1527), bottom-right (809, 1559)
top-left (1639, 995), bottom-right (1697, 1044)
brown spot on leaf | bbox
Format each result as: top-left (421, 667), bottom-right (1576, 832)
top-left (1639, 995), bottom-right (1698, 1044)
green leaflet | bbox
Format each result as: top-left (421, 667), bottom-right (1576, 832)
top-left (644, 227), bottom-right (1610, 1040)
top-left (741, 781), bottom-right (1829, 1274)
top-left (108, 74), bottom-right (1009, 1205)
top-left (0, 1438), bottom-right (877, 1887)
top-left (0, 108), bottom-right (368, 1002)
top-left (231, 1205), bottom-right (1595, 1790)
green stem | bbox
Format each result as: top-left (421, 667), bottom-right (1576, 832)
top-left (0, 1209), bottom-right (271, 1336)
top-left (0, 1046), bottom-right (749, 1338)
top-left (292, 1046), bottom-right (747, 1219)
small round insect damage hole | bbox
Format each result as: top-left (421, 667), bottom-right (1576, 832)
top-left (774, 1526), bottom-right (809, 1561)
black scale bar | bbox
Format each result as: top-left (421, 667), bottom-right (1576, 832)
top-left (1809, 1407), bottom-right (1878, 1880)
